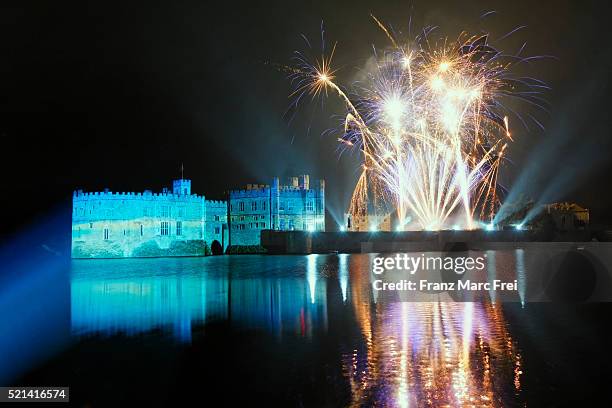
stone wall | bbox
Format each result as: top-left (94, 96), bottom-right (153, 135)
top-left (205, 200), bottom-right (229, 252)
top-left (261, 229), bottom-right (595, 254)
top-left (72, 187), bottom-right (227, 258)
top-left (228, 187), bottom-right (271, 246)
top-left (228, 177), bottom-right (325, 246)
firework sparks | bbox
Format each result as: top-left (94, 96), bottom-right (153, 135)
top-left (289, 17), bottom-right (544, 230)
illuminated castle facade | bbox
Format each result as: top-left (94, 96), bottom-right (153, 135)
top-left (71, 179), bottom-right (228, 258)
top-left (228, 175), bottom-right (325, 246)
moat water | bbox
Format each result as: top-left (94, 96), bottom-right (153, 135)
top-left (15, 250), bottom-right (612, 406)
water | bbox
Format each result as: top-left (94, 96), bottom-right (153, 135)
top-left (16, 250), bottom-right (612, 406)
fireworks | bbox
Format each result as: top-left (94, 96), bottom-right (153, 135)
top-left (289, 16), bottom-right (544, 230)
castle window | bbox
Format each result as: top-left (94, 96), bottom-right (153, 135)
top-left (279, 202), bottom-right (284, 211)
top-left (161, 206), bottom-right (170, 218)
top-left (178, 208), bottom-right (185, 218)
top-left (262, 222), bottom-right (266, 228)
top-left (140, 225), bottom-right (143, 236)
top-left (90, 222), bottom-right (93, 229)
top-left (239, 201), bottom-right (245, 212)
top-left (251, 201), bottom-right (257, 211)
top-left (306, 201), bottom-right (314, 212)
top-left (161, 221), bottom-right (169, 236)
top-left (176, 221), bottom-right (182, 236)
top-left (287, 202), bottom-right (293, 212)
top-left (214, 215), bottom-right (220, 221)
top-left (289, 219), bottom-right (294, 230)
top-left (215, 226), bottom-right (220, 234)
top-left (280, 219), bottom-right (285, 230)
top-left (103, 228), bottom-right (109, 240)
top-left (262, 201), bottom-right (266, 211)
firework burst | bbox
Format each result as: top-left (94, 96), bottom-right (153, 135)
top-left (289, 16), bottom-right (545, 230)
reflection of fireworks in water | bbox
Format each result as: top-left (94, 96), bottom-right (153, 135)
top-left (290, 16), bottom-right (545, 230)
top-left (345, 299), bottom-right (523, 407)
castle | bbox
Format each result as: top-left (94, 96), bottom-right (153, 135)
top-left (72, 179), bottom-right (228, 258)
top-left (228, 175), bottom-right (325, 246)
top-left (72, 174), bottom-right (325, 258)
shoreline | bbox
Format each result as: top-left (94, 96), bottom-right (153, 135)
top-left (261, 229), bottom-right (609, 254)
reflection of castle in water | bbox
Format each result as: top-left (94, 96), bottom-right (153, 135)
top-left (71, 257), bottom-right (328, 343)
top-left (71, 252), bottom-right (526, 405)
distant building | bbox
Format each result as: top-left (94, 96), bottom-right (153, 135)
top-left (71, 179), bottom-right (228, 258)
top-left (543, 202), bottom-right (590, 230)
top-left (344, 212), bottom-right (391, 232)
top-left (228, 175), bottom-right (325, 246)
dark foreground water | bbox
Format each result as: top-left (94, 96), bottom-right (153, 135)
top-left (12, 250), bottom-right (612, 406)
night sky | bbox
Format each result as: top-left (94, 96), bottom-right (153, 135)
top-left (1, 0), bottom-right (611, 237)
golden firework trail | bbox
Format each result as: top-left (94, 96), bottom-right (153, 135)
top-left (289, 16), bottom-right (544, 230)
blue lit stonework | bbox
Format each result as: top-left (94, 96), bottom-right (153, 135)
top-left (72, 174), bottom-right (326, 257)
top-left (71, 179), bottom-right (228, 258)
top-left (228, 175), bottom-right (325, 246)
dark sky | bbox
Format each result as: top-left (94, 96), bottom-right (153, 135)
top-left (1, 0), bottom-right (611, 235)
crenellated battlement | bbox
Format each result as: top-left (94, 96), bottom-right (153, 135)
top-left (228, 176), bottom-right (324, 198)
top-left (228, 187), bottom-right (322, 196)
top-left (279, 188), bottom-right (323, 196)
top-left (205, 200), bottom-right (227, 208)
top-left (73, 189), bottom-right (205, 202)
top-left (229, 188), bottom-right (270, 197)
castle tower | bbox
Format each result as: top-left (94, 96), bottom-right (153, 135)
top-left (299, 174), bottom-right (310, 190)
top-left (173, 179), bottom-right (191, 195)
top-left (272, 177), bottom-right (280, 230)
top-left (289, 176), bottom-right (299, 188)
